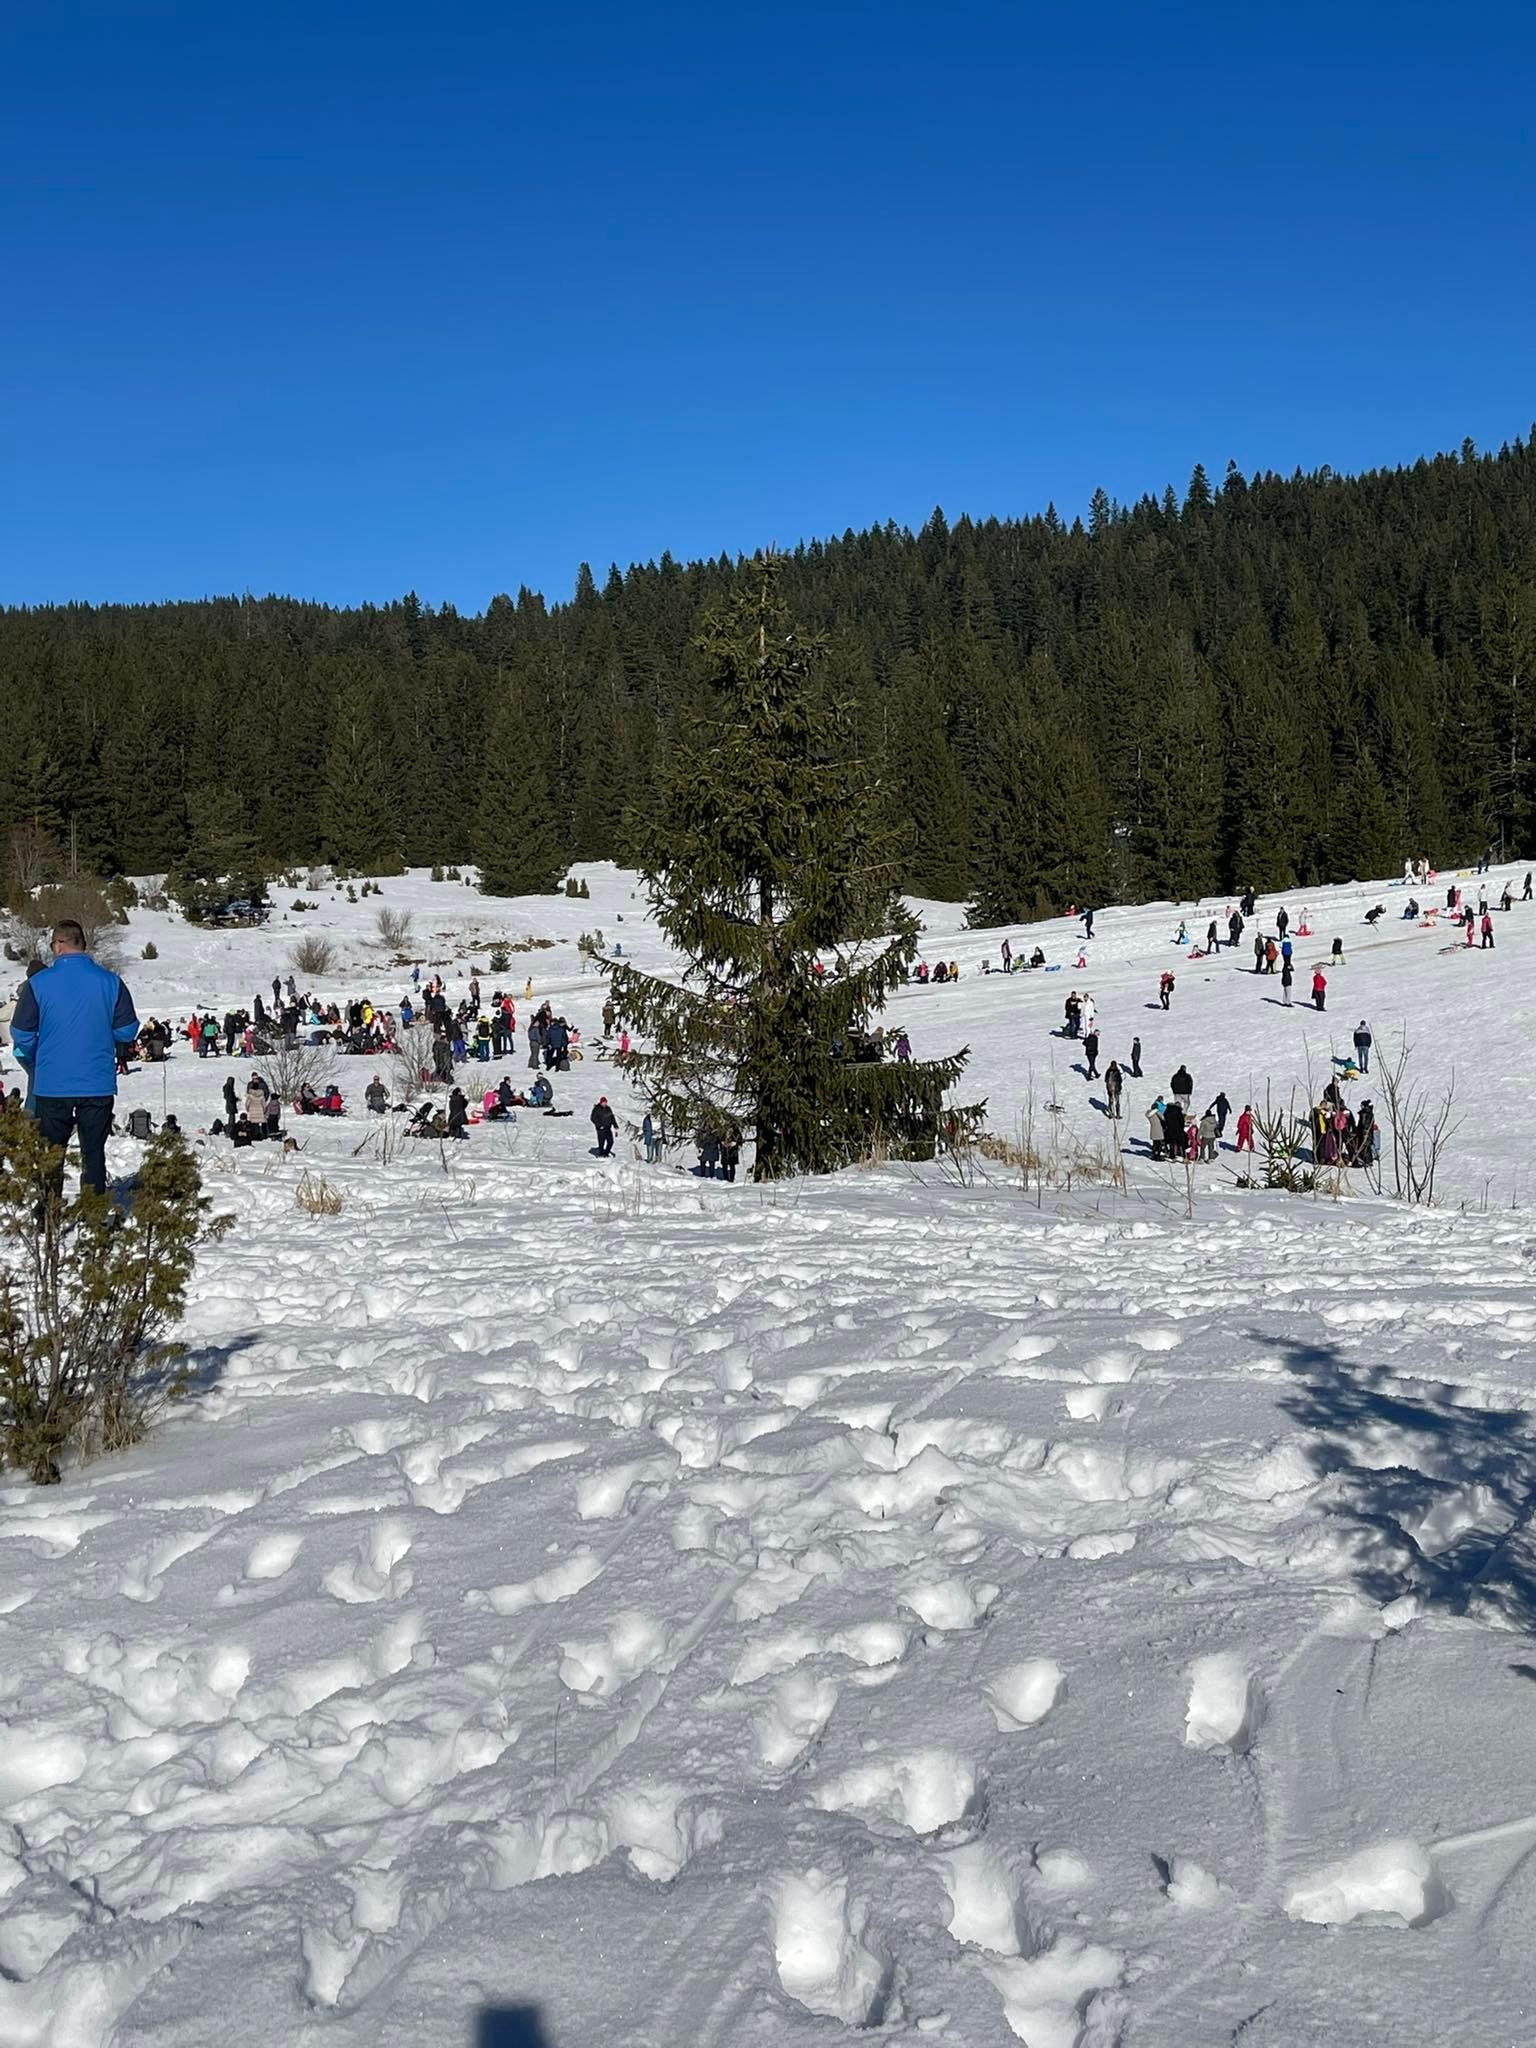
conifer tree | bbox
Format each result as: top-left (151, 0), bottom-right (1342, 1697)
top-left (322, 687), bottom-right (402, 875)
top-left (606, 558), bottom-right (974, 1179)
top-left (474, 681), bottom-right (564, 895)
top-left (167, 786), bottom-right (269, 920)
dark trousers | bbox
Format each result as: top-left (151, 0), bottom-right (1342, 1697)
top-left (596, 1129), bottom-right (614, 1156)
top-left (33, 1095), bottom-right (115, 1198)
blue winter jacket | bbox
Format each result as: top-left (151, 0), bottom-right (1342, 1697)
top-left (10, 954), bottom-right (140, 1097)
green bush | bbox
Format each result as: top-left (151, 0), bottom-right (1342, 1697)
top-left (0, 1117), bottom-right (231, 1484)
top-left (141, 940), bottom-right (159, 959)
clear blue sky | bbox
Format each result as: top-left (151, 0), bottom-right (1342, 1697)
top-left (4, 1), bottom-right (1533, 611)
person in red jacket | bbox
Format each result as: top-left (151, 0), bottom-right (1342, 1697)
top-left (1312, 969), bottom-right (1327, 1012)
top-left (1481, 912), bottom-right (1495, 949)
top-left (1235, 1104), bottom-right (1255, 1154)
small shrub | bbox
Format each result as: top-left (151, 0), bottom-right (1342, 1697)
top-left (578, 878), bottom-right (590, 899)
top-left (345, 884), bottom-right (358, 903)
top-left (295, 1170), bottom-right (344, 1216)
top-left (565, 877), bottom-right (579, 897)
top-left (489, 944), bottom-right (511, 974)
top-left (0, 1120), bottom-right (231, 1483)
top-left (291, 934), bottom-right (336, 976)
top-left (104, 876), bottom-right (140, 914)
top-left (446, 866), bottom-right (462, 881)
top-left (141, 940), bottom-right (159, 960)
top-left (291, 897), bottom-right (316, 912)
top-left (376, 906), bottom-right (414, 950)
top-left (430, 864), bottom-right (445, 883)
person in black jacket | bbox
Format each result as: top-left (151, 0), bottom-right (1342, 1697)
top-left (446, 1087), bottom-right (470, 1139)
top-left (590, 1096), bottom-right (617, 1157)
top-left (1170, 1065), bottom-right (1193, 1108)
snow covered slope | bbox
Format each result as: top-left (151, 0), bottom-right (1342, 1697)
top-left (3, 863), bottom-right (1535, 2047)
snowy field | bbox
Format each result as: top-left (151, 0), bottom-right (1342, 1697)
top-left (3, 861), bottom-right (1536, 2047)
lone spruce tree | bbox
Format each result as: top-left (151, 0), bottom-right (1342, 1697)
top-left (605, 557), bottom-right (975, 1179)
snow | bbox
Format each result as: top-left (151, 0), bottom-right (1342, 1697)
top-left (3, 859), bottom-right (1536, 2045)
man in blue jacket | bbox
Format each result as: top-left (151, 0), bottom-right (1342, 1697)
top-left (10, 920), bottom-right (140, 1198)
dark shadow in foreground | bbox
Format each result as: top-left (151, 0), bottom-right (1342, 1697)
top-left (1271, 1331), bottom-right (1536, 1632)
top-left (476, 2008), bottom-right (552, 2048)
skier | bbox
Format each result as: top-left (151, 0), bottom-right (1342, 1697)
top-left (1352, 1020), bottom-right (1372, 1073)
top-left (1312, 968), bottom-right (1327, 1012)
top-left (590, 1096), bottom-right (617, 1157)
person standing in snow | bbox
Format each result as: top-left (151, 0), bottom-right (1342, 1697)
top-left (1235, 1104), bottom-right (1256, 1157)
top-left (1170, 1064), bottom-right (1193, 1109)
top-left (1312, 969), bottom-right (1327, 1012)
top-left (1158, 971), bottom-right (1175, 1010)
top-left (1228, 909), bottom-right (1244, 948)
top-left (1001, 937), bottom-right (1012, 974)
top-left (223, 1073), bottom-right (238, 1126)
top-left (1481, 912), bottom-right (1495, 949)
top-left (1083, 1027), bottom-right (1100, 1080)
top-left (1276, 906), bottom-right (1289, 939)
top-left (1352, 1021), bottom-right (1372, 1073)
top-left (10, 920), bottom-right (140, 1200)
top-left (1524, 871), bottom-right (1533, 901)
top-left (1104, 1060), bottom-right (1123, 1118)
top-left (1206, 919), bottom-right (1219, 954)
top-left (1198, 1107), bottom-right (1219, 1161)
top-left (1130, 1034), bottom-right (1142, 1078)
top-left (590, 1096), bottom-right (617, 1157)
top-left (1211, 1090), bottom-right (1231, 1137)
top-left (1331, 935), bottom-right (1345, 963)
top-left (1253, 932), bottom-right (1265, 974)
top-left (1146, 1098), bottom-right (1166, 1160)
top-left (1082, 908), bottom-right (1095, 939)
top-left (1161, 1097), bottom-right (1187, 1159)
top-left (1280, 956), bottom-right (1293, 1005)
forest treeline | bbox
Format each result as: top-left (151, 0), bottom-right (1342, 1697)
top-left (2, 434), bottom-right (1534, 917)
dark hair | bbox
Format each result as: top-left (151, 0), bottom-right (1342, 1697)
top-left (52, 920), bottom-right (88, 950)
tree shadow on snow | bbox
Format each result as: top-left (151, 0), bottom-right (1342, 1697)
top-left (1272, 1333), bottom-right (1536, 1633)
top-left (475, 2009), bottom-right (552, 2047)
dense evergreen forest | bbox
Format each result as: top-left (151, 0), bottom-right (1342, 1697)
top-left (3, 434), bottom-right (1534, 917)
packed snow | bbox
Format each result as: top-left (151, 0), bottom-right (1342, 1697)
top-left (3, 860), bottom-right (1536, 2047)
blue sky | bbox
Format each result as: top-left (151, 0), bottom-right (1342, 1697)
top-left (4, 1), bottom-right (1533, 610)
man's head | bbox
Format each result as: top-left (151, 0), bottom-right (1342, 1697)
top-left (51, 921), bottom-right (87, 955)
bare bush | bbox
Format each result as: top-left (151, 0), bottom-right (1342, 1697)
top-left (375, 906), bottom-right (414, 950)
top-left (1379, 1034), bottom-right (1461, 1206)
top-left (391, 1021), bottom-right (437, 1103)
top-left (255, 1039), bottom-right (333, 1107)
top-left (291, 934), bottom-right (336, 977)
top-left (5, 824), bottom-right (61, 900)
top-left (295, 1170), bottom-right (343, 1216)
